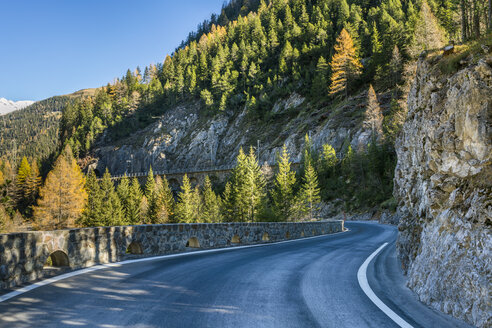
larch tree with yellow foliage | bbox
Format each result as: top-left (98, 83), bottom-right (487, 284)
top-left (329, 28), bottom-right (362, 98)
top-left (34, 145), bottom-right (87, 230)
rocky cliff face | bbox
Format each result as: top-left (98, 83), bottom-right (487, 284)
top-left (395, 55), bottom-right (492, 327)
top-left (91, 91), bottom-right (388, 175)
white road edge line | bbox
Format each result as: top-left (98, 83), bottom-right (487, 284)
top-left (0, 229), bottom-right (348, 303)
top-left (357, 242), bottom-right (414, 328)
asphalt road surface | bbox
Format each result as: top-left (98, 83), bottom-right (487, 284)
top-left (0, 222), bottom-right (474, 328)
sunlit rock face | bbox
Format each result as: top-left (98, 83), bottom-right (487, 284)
top-left (90, 91), bottom-right (382, 176)
top-left (395, 56), bottom-right (492, 327)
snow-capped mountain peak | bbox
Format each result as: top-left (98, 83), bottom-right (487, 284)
top-left (0, 98), bottom-right (35, 115)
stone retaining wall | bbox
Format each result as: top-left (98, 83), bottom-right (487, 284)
top-left (0, 220), bottom-right (343, 290)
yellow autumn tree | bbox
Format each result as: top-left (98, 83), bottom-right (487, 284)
top-left (329, 28), bottom-right (362, 98)
top-left (34, 145), bottom-right (87, 230)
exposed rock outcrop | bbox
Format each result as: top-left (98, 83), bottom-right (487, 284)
top-left (91, 91), bottom-right (387, 175)
top-left (395, 56), bottom-right (492, 327)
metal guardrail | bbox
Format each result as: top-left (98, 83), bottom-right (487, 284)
top-left (109, 161), bottom-right (300, 180)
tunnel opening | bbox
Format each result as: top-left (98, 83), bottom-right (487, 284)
top-left (262, 232), bottom-right (270, 242)
top-left (126, 241), bottom-right (143, 255)
top-left (186, 237), bottom-right (200, 248)
top-left (44, 250), bottom-right (70, 268)
top-left (231, 235), bottom-right (241, 244)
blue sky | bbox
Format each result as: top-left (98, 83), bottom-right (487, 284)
top-left (0, 0), bottom-right (226, 101)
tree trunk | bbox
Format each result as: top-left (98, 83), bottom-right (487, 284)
top-left (473, 0), bottom-right (480, 38)
top-left (489, 0), bottom-right (492, 30)
top-left (461, 0), bottom-right (468, 42)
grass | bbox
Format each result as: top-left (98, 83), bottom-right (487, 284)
top-left (438, 33), bottom-right (492, 74)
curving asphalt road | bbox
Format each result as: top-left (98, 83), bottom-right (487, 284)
top-left (0, 222), bottom-right (474, 328)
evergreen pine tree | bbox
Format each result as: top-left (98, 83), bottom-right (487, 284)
top-left (156, 175), bottom-right (175, 223)
top-left (311, 56), bottom-right (329, 98)
top-left (244, 147), bottom-right (267, 222)
top-left (320, 144), bottom-right (337, 174)
top-left (23, 161), bottom-right (41, 214)
top-left (15, 156), bottom-right (31, 209)
top-left (272, 145), bottom-right (296, 221)
top-left (81, 169), bottom-right (102, 227)
top-left (99, 169), bottom-right (125, 226)
top-left (127, 177), bottom-right (143, 224)
top-left (202, 176), bottom-right (222, 223)
top-left (116, 174), bottom-right (132, 224)
top-left (222, 181), bottom-right (235, 222)
top-left (175, 174), bottom-right (195, 223)
top-left (144, 166), bottom-right (157, 222)
top-left (298, 162), bottom-right (321, 221)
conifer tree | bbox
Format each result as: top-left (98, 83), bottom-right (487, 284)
top-left (81, 169), bottom-right (102, 227)
top-left (230, 148), bottom-right (248, 221)
top-left (144, 166), bottom-right (157, 222)
top-left (364, 85), bottom-right (384, 140)
top-left (311, 56), bottom-right (329, 97)
top-left (320, 144), bottom-right (337, 174)
top-left (244, 147), bottom-right (267, 222)
top-left (272, 145), bottom-right (296, 221)
top-left (117, 175), bottom-right (132, 223)
top-left (127, 177), bottom-right (143, 224)
top-left (99, 169), bottom-right (125, 226)
top-left (298, 162), bottom-right (321, 221)
top-left (25, 161), bottom-right (41, 203)
top-left (222, 181), bottom-right (235, 222)
top-left (15, 157), bottom-right (31, 209)
top-left (301, 133), bottom-right (315, 173)
top-left (202, 176), bottom-right (222, 222)
top-left (34, 146), bottom-right (87, 230)
top-left (329, 28), bottom-right (362, 98)
top-left (156, 175), bottom-right (175, 223)
top-left (408, 0), bottom-right (447, 57)
top-left (139, 195), bottom-right (149, 223)
top-left (175, 174), bottom-right (196, 223)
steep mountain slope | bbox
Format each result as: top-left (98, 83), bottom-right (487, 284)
top-left (0, 89), bottom-right (99, 165)
top-left (92, 90), bottom-right (393, 174)
top-left (0, 98), bottom-right (34, 115)
top-left (395, 50), bottom-right (492, 327)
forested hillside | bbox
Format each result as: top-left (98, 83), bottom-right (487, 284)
top-left (1, 0), bottom-right (491, 232)
top-left (0, 97), bottom-right (66, 166)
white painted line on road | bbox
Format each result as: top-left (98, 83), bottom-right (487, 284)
top-left (0, 229), bottom-right (347, 303)
top-left (357, 242), bottom-right (414, 328)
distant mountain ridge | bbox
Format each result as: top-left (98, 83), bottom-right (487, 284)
top-left (0, 98), bottom-right (34, 115)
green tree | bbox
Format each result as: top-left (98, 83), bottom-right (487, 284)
top-left (144, 166), bottom-right (157, 223)
top-left (272, 145), bottom-right (296, 221)
top-left (221, 181), bottom-right (235, 222)
top-left (243, 147), bottom-right (267, 222)
top-left (156, 175), bottom-right (175, 223)
top-left (15, 156), bottom-right (31, 209)
top-left (81, 169), bottom-right (102, 227)
top-left (127, 177), bottom-right (143, 224)
top-left (320, 144), bottom-right (337, 174)
top-left (202, 176), bottom-right (222, 222)
top-left (99, 169), bottom-right (125, 226)
top-left (175, 174), bottom-right (197, 223)
top-left (298, 162), bottom-right (321, 221)
top-left (311, 56), bottom-right (329, 98)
